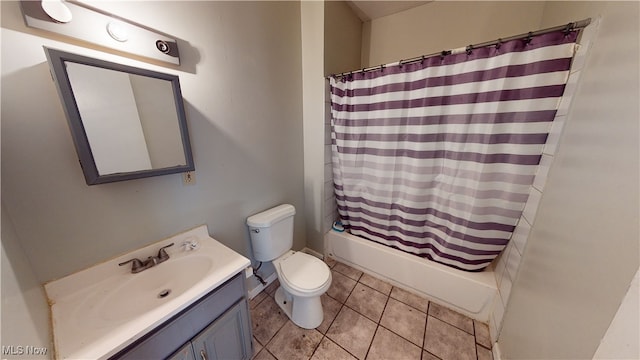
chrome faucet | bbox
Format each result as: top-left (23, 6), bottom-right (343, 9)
top-left (118, 243), bottom-right (174, 273)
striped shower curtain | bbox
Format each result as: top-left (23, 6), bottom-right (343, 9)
top-left (329, 31), bottom-right (578, 271)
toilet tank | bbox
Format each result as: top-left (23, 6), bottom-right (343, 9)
top-left (247, 204), bottom-right (295, 262)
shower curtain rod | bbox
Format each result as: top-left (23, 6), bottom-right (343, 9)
top-left (328, 18), bottom-right (591, 80)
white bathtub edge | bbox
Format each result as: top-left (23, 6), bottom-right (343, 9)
top-left (325, 229), bottom-right (498, 323)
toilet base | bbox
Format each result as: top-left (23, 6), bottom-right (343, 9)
top-left (274, 286), bottom-right (324, 329)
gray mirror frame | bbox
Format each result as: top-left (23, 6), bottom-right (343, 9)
top-left (44, 47), bottom-right (195, 185)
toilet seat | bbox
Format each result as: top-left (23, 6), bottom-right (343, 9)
top-left (278, 252), bottom-right (330, 293)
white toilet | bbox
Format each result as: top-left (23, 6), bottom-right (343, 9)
top-left (247, 204), bottom-right (332, 329)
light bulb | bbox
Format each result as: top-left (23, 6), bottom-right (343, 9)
top-left (106, 21), bottom-right (129, 42)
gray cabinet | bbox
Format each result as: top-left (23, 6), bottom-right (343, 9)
top-left (172, 300), bottom-right (251, 360)
top-left (112, 273), bottom-right (253, 360)
top-left (168, 342), bottom-right (196, 360)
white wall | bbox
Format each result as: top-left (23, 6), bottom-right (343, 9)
top-left (498, 2), bottom-right (640, 358)
top-left (301, 1), bottom-right (326, 253)
top-left (1, 203), bottom-right (52, 359)
top-left (1, 1), bottom-right (305, 283)
top-left (324, 0), bottom-right (362, 76)
top-left (362, 1), bottom-right (545, 67)
top-left (323, 1), bottom-right (362, 235)
top-left (593, 269), bottom-right (639, 359)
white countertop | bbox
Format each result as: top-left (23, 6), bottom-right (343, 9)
top-left (45, 225), bottom-right (250, 360)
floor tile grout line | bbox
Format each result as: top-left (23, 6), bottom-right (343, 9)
top-left (362, 290), bottom-right (391, 360)
top-left (319, 276), bottom-right (362, 360)
top-left (423, 301), bottom-right (431, 352)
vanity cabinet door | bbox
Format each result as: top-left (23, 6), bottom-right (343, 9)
top-left (191, 299), bottom-right (252, 360)
top-left (167, 342), bottom-right (196, 360)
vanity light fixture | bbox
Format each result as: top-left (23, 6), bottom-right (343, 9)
top-left (20, 0), bottom-right (180, 65)
top-left (106, 21), bottom-right (129, 42)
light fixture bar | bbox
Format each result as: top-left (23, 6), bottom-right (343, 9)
top-left (20, 0), bottom-right (180, 65)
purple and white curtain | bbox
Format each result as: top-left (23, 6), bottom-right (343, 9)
top-left (329, 31), bottom-right (578, 271)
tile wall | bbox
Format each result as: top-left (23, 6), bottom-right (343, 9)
top-left (488, 22), bottom-right (598, 342)
top-left (323, 84), bottom-right (338, 234)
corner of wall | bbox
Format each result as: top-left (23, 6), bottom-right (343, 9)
top-left (1, 203), bottom-right (53, 358)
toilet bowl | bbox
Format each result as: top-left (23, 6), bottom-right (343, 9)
top-left (247, 204), bottom-right (332, 329)
top-left (272, 251), bottom-right (331, 329)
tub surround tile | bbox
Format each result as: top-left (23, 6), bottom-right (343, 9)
top-left (326, 270), bottom-right (357, 303)
top-left (324, 145), bottom-right (333, 165)
top-left (491, 295), bottom-right (506, 337)
top-left (265, 321), bottom-right (323, 360)
top-left (511, 217), bottom-right (531, 257)
top-left (505, 241), bottom-right (522, 283)
top-left (424, 316), bottom-right (476, 360)
top-left (324, 180), bottom-right (335, 201)
top-left (380, 297), bottom-right (426, 346)
top-left (251, 296), bottom-right (288, 345)
top-left (326, 306), bottom-right (377, 360)
top-left (324, 163), bottom-right (333, 181)
top-left (317, 293), bottom-right (342, 334)
top-left (367, 326), bottom-right (422, 360)
top-left (499, 265), bottom-right (513, 308)
top-left (533, 154), bottom-right (553, 191)
top-left (311, 337), bottom-right (357, 360)
top-left (474, 320), bottom-right (492, 349)
top-left (494, 248), bottom-right (509, 288)
top-left (324, 125), bottom-right (332, 145)
top-left (333, 262), bottom-right (363, 281)
top-left (556, 70), bottom-right (581, 117)
top-left (390, 286), bottom-right (430, 313)
top-left (359, 273), bottom-right (392, 295)
top-left (428, 302), bottom-right (474, 335)
top-left (345, 282), bottom-right (388, 322)
top-left (522, 187), bottom-right (542, 225)
top-left (543, 115), bottom-right (566, 156)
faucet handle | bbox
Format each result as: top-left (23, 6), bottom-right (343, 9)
top-left (118, 258), bottom-right (144, 273)
top-left (157, 243), bottom-right (174, 261)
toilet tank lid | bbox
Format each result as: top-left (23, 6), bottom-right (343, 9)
top-left (247, 204), bottom-right (296, 227)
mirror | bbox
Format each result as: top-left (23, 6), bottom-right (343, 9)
top-left (44, 47), bottom-right (194, 185)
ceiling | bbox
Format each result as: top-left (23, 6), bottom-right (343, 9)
top-left (346, 1), bottom-right (432, 21)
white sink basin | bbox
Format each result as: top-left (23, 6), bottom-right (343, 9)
top-left (79, 254), bottom-right (214, 323)
top-left (45, 225), bottom-right (250, 360)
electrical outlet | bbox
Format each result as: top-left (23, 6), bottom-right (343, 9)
top-left (183, 171), bottom-right (196, 185)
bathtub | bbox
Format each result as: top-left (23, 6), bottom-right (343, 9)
top-left (325, 229), bottom-right (498, 323)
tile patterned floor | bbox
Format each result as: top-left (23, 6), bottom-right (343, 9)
top-left (249, 259), bottom-right (493, 360)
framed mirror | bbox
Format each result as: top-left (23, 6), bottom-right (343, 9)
top-left (44, 47), bottom-right (194, 185)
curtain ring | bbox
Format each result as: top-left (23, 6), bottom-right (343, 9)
top-left (420, 55), bottom-right (425, 64)
top-left (440, 50), bottom-right (448, 61)
top-left (379, 64), bottom-right (385, 72)
top-left (524, 32), bottom-right (533, 45)
top-left (466, 45), bottom-right (474, 55)
top-left (563, 23), bottom-right (573, 37)
top-left (398, 59), bottom-right (403, 69)
top-left (495, 38), bottom-right (502, 50)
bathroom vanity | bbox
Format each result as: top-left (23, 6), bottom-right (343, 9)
top-left (44, 225), bottom-right (253, 359)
